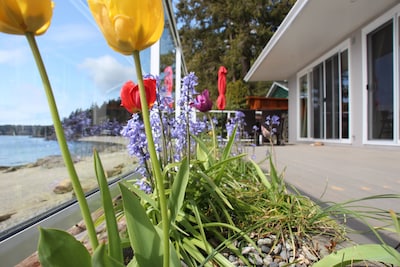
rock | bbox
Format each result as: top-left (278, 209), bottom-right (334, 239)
top-left (0, 212), bottom-right (16, 222)
top-left (106, 164), bottom-right (124, 178)
top-left (273, 243), bottom-right (282, 255)
top-left (263, 254), bottom-right (273, 265)
top-left (261, 244), bottom-right (271, 253)
top-left (241, 246), bottom-right (255, 254)
top-left (4, 166), bottom-right (20, 173)
top-left (257, 237), bottom-right (273, 246)
top-left (302, 245), bottom-right (318, 262)
top-left (53, 179), bottom-right (73, 194)
top-left (248, 252), bottom-right (263, 265)
top-left (280, 249), bottom-right (289, 260)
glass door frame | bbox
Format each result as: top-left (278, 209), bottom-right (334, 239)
top-left (297, 41), bottom-right (351, 143)
top-left (362, 7), bottom-right (400, 145)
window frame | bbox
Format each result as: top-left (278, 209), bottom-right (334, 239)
top-left (296, 40), bottom-right (351, 143)
top-left (362, 4), bottom-right (400, 145)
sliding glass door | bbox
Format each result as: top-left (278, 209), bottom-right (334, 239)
top-left (367, 21), bottom-right (393, 140)
top-left (299, 48), bottom-right (349, 141)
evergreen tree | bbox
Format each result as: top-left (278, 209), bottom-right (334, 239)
top-left (175, 0), bottom-right (295, 109)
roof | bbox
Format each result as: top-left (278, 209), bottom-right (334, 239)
top-left (244, 0), bottom-right (399, 82)
top-left (266, 82), bottom-right (288, 98)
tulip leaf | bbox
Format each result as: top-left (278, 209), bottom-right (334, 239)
top-left (222, 124), bottom-right (237, 160)
top-left (38, 228), bottom-right (91, 267)
top-left (119, 183), bottom-right (181, 267)
top-left (313, 244), bottom-right (400, 267)
top-left (168, 157), bottom-right (189, 224)
top-left (119, 180), bottom-right (158, 210)
top-left (196, 141), bottom-right (210, 169)
top-left (92, 243), bottom-right (125, 267)
top-left (119, 183), bottom-right (163, 267)
top-left (93, 149), bottom-right (123, 263)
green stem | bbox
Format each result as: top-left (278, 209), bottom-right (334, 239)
top-left (207, 113), bottom-right (217, 159)
top-left (25, 32), bottom-right (98, 250)
top-left (132, 51), bottom-right (169, 267)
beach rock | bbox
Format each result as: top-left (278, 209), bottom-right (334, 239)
top-left (53, 179), bottom-right (73, 194)
top-left (106, 164), bottom-right (124, 178)
top-left (0, 212), bottom-right (16, 222)
top-left (4, 166), bottom-right (19, 173)
top-left (36, 155), bottom-right (79, 169)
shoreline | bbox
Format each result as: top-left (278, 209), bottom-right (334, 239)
top-left (0, 138), bottom-right (136, 233)
top-left (0, 135), bottom-right (128, 169)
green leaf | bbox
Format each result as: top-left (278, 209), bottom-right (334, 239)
top-left (120, 180), bottom-right (158, 210)
top-left (168, 157), bottom-right (189, 224)
top-left (93, 150), bottom-right (123, 263)
top-left (92, 243), bottom-right (125, 267)
top-left (196, 141), bottom-right (210, 169)
top-left (249, 159), bottom-right (271, 189)
top-left (119, 182), bottom-right (164, 267)
top-left (313, 244), bottom-right (400, 267)
top-left (222, 124), bottom-right (237, 160)
top-left (119, 183), bottom-right (181, 267)
top-left (389, 209), bottom-right (400, 234)
top-left (38, 228), bottom-right (91, 267)
top-left (198, 171), bottom-right (233, 210)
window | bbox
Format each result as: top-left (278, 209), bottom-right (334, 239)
top-left (0, 1), bottom-right (181, 244)
top-left (367, 21), bottom-right (394, 140)
top-left (299, 75), bottom-right (308, 138)
top-left (362, 4), bottom-right (400, 144)
top-left (298, 47), bottom-right (350, 141)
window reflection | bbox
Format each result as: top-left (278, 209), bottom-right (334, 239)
top-left (0, 1), bottom-right (178, 235)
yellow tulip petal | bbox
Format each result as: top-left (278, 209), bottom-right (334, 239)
top-left (88, 0), bottom-right (164, 54)
top-left (0, 0), bottom-right (53, 35)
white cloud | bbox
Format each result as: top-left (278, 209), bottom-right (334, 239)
top-left (46, 23), bottom-right (99, 45)
top-left (0, 48), bottom-right (28, 65)
top-left (0, 83), bottom-right (51, 125)
top-left (79, 55), bottom-right (135, 93)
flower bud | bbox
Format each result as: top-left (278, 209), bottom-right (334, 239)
top-left (0, 0), bottom-right (54, 35)
top-left (191, 89), bottom-right (213, 112)
top-left (120, 78), bottom-right (157, 113)
top-left (87, 0), bottom-right (164, 54)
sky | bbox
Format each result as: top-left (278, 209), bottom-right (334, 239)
top-left (0, 1), bottom-right (152, 125)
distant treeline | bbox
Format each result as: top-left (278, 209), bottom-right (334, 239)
top-left (0, 124), bottom-right (54, 137)
top-left (0, 98), bottom-right (131, 140)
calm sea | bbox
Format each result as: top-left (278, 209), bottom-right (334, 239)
top-left (0, 135), bottom-right (102, 167)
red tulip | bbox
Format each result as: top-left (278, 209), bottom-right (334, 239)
top-left (120, 78), bottom-right (157, 113)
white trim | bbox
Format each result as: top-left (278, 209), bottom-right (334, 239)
top-left (394, 14), bottom-right (399, 143)
top-left (361, 3), bottom-right (400, 145)
top-left (150, 40), bottom-right (160, 75)
top-left (175, 48), bottom-right (182, 117)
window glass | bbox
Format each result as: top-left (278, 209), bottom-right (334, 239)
top-left (311, 63), bottom-right (324, 138)
top-left (325, 55), bottom-right (340, 139)
top-left (299, 75), bottom-right (308, 138)
top-left (367, 21), bottom-right (393, 140)
top-left (341, 50), bottom-right (349, 139)
top-left (0, 1), bottom-right (162, 234)
top-left (299, 48), bottom-right (349, 141)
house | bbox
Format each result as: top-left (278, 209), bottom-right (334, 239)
top-left (266, 82), bottom-right (289, 98)
top-left (244, 0), bottom-right (400, 146)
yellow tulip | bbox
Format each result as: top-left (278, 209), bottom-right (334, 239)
top-left (0, 0), bottom-right (53, 35)
top-left (87, 0), bottom-right (164, 54)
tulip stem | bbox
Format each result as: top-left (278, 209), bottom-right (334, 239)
top-left (133, 51), bottom-right (170, 267)
top-left (207, 113), bottom-right (218, 158)
top-left (25, 32), bottom-right (99, 251)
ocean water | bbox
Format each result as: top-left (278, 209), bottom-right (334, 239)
top-left (0, 135), bottom-right (103, 167)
